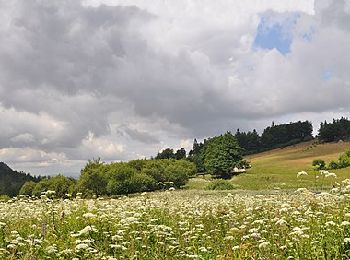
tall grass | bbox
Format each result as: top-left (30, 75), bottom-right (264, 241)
top-left (1, 186), bottom-right (350, 259)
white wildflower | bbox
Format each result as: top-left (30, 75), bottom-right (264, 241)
top-left (297, 171), bottom-right (308, 177)
top-left (83, 213), bottom-right (97, 218)
top-left (76, 243), bottom-right (89, 250)
top-left (258, 241), bottom-right (270, 249)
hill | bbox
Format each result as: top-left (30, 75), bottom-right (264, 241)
top-left (0, 162), bottom-right (39, 196)
top-left (187, 140), bottom-right (350, 190)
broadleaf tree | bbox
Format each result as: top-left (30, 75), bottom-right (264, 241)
top-left (204, 132), bottom-right (244, 179)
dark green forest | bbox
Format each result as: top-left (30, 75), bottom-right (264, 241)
top-left (318, 117), bottom-right (350, 142)
top-left (0, 162), bottom-right (41, 197)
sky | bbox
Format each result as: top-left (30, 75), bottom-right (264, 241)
top-left (1, 0), bottom-right (350, 177)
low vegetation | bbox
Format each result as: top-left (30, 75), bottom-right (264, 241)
top-left (2, 185), bottom-right (350, 259)
top-left (20, 159), bottom-right (196, 198)
top-left (206, 180), bottom-right (238, 190)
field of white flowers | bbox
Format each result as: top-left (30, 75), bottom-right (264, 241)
top-left (1, 183), bottom-right (350, 259)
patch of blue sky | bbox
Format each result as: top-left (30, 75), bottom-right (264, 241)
top-left (253, 13), bottom-right (299, 55)
top-left (321, 69), bottom-right (333, 81)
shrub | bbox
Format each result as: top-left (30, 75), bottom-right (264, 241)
top-left (27, 175), bottom-right (76, 198)
top-left (206, 180), bottom-right (238, 190)
top-left (338, 152), bottom-right (350, 168)
top-left (326, 149), bottom-right (350, 170)
top-left (32, 179), bottom-right (51, 197)
top-left (164, 165), bottom-right (189, 188)
top-left (141, 161), bottom-right (167, 185)
top-left (328, 161), bottom-right (339, 170)
top-left (77, 159), bottom-right (108, 196)
top-left (107, 171), bottom-right (157, 195)
top-left (0, 195), bottom-right (10, 201)
top-left (77, 159), bottom-right (195, 196)
top-left (312, 159), bottom-right (326, 170)
top-left (19, 181), bottom-right (37, 196)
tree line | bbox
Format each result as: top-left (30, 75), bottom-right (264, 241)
top-left (186, 121), bottom-right (313, 172)
top-left (19, 159), bottom-right (196, 198)
top-left (166, 118), bottom-right (349, 172)
top-left (3, 117), bottom-right (350, 198)
top-left (0, 162), bottom-right (42, 197)
top-left (235, 120), bottom-right (313, 155)
top-left (318, 117), bottom-right (350, 142)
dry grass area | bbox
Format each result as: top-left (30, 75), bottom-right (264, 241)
top-left (187, 141), bottom-right (350, 190)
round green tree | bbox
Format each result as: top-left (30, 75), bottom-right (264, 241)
top-left (204, 132), bottom-right (244, 179)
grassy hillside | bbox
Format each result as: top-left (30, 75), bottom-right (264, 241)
top-left (187, 141), bottom-right (350, 190)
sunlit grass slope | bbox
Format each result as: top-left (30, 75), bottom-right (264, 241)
top-left (187, 141), bottom-right (350, 190)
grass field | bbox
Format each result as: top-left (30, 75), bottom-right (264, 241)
top-left (1, 189), bottom-right (350, 259)
top-left (187, 141), bottom-right (350, 190)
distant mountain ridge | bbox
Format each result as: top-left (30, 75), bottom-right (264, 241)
top-left (0, 162), bottom-right (39, 196)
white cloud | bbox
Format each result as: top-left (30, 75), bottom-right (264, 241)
top-left (79, 132), bottom-right (124, 160)
top-left (1, 0), bottom-right (350, 176)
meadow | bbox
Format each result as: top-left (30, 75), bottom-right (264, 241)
top-left (187, 141), bottom-right (350, 190)
top-left (1, 141), bottom-right (350, 259)
top-left (1, 187), bottom-right (350, 259)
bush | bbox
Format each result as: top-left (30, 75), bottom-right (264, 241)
top-left (338, 152), bottom-right (350, 168)
top-left (106, 164), bottom-right (157, 195)
top-left (328, 161), bottom-right (339, 170)
top-left (206, 180), bottom-right (238, 190)
top-left (164, 165), bottom-right (189, 188)
top-left (77, 160), bottom-right (108, 196)
top-left (141, 161), bottom-right (167, 185)
top-left (312, 159), bottom-right (326, 170)
top-left (0, 195), bottom-right (10, 201)
top-left (26, 175), bottom-right (76, 198)
top-left (77, 159), bottom-right (196, 196)
top-left (326, 149), bottom-right (350, 170)
top-left (32, 179), bottom-right (51, 197)
top-left (19, 181), bottom-right (37, 196)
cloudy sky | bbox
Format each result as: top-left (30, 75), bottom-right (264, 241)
top-left (1, 0), bottom-right (350, 176)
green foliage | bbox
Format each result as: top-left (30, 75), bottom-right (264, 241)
top-left (326, 149), bottom-right (350, 170)
top-left (106, 163), bottom-right (155, 195)
top-left (204, 132), bottom-right (243, 179)
top-left (47, 175), bottom-right (76, 197)
top-left (156, 148), bottom-right (175, 159)
top-left (319, 117), bottom-right (350, 142)
top-left (312, 159), bottom-right (326, 170)
top-left (235, 121), bottom-right (313, 155)
top-left (260, 121), bottom-right (313, 150)
top-left (0, 162), bottom-right (40, 197)
top-left (164, 164), bottom-right (189, 188)
top-left (188, 138), bottom-right (206, 173)
top-left (19, 181), bottom-right (37, 196)
top-left (77, 159), bottom-right (108, 196)
top-left (328, 160), bottom-right (340, 170)
top-left (0, 195), bottom-right (10, 201)
top-left (175, 148), bottom-right (186, 160)
top-left (206, 180), bottom-right (237, 190)
top-left (141, 161), bottom-right (167, 185)
top-left (22, 175), bottom-right (76, 197)
top-left (77, 159), bottom-right (195, 196)
top-left (127, 160), bottom-right (147, 171)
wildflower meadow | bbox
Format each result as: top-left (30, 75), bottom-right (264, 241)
top-left (1, 181), bottom-right (350, 259)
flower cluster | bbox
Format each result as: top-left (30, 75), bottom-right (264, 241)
top-left (0, 189), bottom-right (349, 259)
